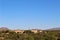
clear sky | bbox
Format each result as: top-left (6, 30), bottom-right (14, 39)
top-left (0, 0), bottom-right (60, 30)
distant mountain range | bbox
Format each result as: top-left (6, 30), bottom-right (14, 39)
top-left (0, 27), bottom-right (60, 30)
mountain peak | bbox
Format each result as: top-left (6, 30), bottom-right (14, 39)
top-left (0, 27), bottom-right (9, 31)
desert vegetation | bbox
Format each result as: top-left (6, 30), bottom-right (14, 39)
top-left (0, 29), bottom-right (60, 40)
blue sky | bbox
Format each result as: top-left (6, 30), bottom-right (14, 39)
top-left (0, 0), bottom-right (60, 30)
